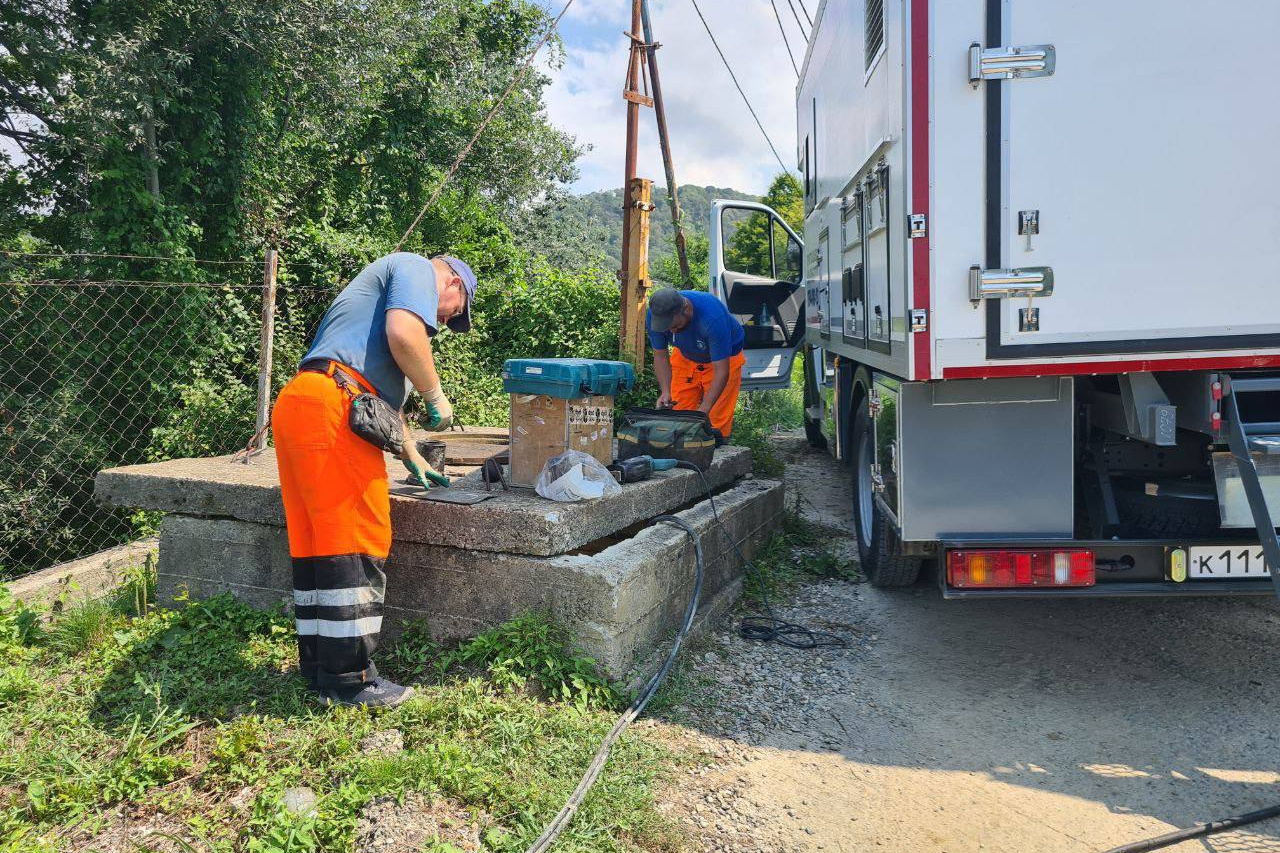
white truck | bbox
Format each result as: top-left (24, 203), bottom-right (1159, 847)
top-left (708, 0), bottom-right (1280, 597)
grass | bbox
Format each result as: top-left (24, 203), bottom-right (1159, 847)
top-left (741, 503), bottom-right (860, 607)
top-left (0, 582), bottom-right (684, 853)
top-left (730, 370), bottom-right (805, 479)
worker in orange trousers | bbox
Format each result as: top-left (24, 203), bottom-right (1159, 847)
top-left (646, 287), bottom-right (746, 440)
top-left (272, 252), bottom-right (477, 709)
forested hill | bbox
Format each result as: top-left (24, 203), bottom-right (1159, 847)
top-left (520, 184), bottom-right (757, 269)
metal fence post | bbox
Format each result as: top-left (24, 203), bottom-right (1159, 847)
top-left (254, 249), bottom-right (279, 450)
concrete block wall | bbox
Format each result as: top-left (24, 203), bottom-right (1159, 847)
top-left (157, 479), bottom-right (784, 677)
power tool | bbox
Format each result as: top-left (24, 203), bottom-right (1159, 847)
top-left (607, 454), bottom-right (679, 484)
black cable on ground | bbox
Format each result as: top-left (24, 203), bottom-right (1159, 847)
top-left (1101, 804), bottom-right (1280, 853)
top-left (675, 461), bottom-right (846, 650)
top-left (523, 514), bottom-right (704, 853)
top-left (524, 462), bottom-right (846, 850)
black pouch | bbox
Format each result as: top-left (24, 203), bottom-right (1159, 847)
top-left (617, 408), bottom-right (718, 470)
top-left (331, 369), bottom-right (404, 455)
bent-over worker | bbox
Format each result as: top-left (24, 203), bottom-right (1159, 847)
top-left (272, 252), bottom-right (477, 708)
top-left (646, 287), bottom-right (746, 440)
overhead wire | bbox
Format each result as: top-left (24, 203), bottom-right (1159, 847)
top-left (391, 0), bottom-right (578, 253)
top-left (784, 0), bottom-right (810, 41)
top-left (792, 0), bottom-right (813, 29)
top-left (687, 0), bottom-right (792, 176)
top-left (769, 0), bottom-right (800, 76)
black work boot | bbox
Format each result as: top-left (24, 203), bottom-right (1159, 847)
top-left (317, 678), bottom-right (414, 709)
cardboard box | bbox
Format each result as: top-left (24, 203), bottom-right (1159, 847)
top-left (509, 394), bottom-right (614, 487)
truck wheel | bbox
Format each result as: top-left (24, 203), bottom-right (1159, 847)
top-left (851, 400), bottom-right (922, 587)
top-left (1112, 480), bottom-right (1222, 538)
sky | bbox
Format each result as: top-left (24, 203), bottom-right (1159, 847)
top-left (542, 0), bottom-right (806, 196)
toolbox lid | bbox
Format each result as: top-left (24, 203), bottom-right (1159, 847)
top-left (502, 358), bottom-right (636, 399)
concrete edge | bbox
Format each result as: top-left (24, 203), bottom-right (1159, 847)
top-left (7, 538), bottom-right (157, 610)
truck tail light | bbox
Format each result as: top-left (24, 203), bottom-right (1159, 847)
top-left (947, 549), bottom-right (1095, 589)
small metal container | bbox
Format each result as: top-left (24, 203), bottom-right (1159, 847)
top-left (415, 439), bottom-right (447, 472)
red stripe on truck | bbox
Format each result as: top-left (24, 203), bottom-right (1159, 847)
top-left (942, 354), bottom-right (1280, 379)
top-left (910, 0), bottom-right (931, 381)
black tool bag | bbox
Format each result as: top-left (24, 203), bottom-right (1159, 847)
top-left (617, 408), bottom-right (718, 470)
top-left (331, 369), bottom-right (404, 455)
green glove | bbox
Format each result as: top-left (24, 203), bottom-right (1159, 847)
top-left (403, 456), bottom-right (451, 489)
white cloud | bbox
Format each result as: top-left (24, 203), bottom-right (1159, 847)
top-left (545, 0), bottom-right (801, 195)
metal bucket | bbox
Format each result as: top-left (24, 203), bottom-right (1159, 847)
top-left (415, 439), bottom-right (447, 472)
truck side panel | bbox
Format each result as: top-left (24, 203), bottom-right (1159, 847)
top-left (799, 0), bottom-right (911, 380)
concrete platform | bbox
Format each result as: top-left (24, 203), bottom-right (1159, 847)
top-left (97, 443), bottom-right (753, 557)
top-left (96, 439), bottom-right (781, 677)
top-left (157, 479), bottom-right (784, 677)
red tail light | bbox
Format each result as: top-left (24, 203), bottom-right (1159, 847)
top-left (947, 549), bottom-right (1095, 589)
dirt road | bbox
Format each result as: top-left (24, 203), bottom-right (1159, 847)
top-left (660, 443), bottom-right (1280, 852)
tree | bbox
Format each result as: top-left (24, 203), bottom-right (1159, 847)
top-left (722, 172), bottom-right (802, 280)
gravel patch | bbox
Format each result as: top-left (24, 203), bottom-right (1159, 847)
top-left (354, 793), bottom-right (492, 853)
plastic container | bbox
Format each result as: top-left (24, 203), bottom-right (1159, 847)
top-left (502, 358), bottom-right (636, 399)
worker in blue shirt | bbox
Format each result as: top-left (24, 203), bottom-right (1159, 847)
top-left (646, 288), bottom-right (746, 439)
top-left (272, 252), bottom-right (477, 709)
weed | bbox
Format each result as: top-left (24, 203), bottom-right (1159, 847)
top-left (46, 598), bottom-right (118, 656)
top-left (439, 612), bottom-right (621, 710)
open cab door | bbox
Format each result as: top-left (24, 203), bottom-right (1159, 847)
top-left (708, 200), bottom-right (805, 391)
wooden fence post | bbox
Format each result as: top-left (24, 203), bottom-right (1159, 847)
top-left (254, 249), bottom-right (279, 450)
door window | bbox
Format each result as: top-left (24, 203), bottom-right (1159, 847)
top-left (721, 207), bottom-right (774, 278)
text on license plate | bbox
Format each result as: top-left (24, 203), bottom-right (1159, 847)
top-left (1188, 546), bottom-right (1270, 579)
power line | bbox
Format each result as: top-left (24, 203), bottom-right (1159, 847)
top-left (392, 0), bottom-right (578, 253)
top-left (688, 0), bottom-right (792, 176)
top-left (784, 0), bottom-right (810, 40)
top-left (793, 0), bottom-right (813, 29)
top-left (769, 0), bottom-right (800, 76)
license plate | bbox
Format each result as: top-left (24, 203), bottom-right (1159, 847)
top-left (1188, 546), bottom-right (1271, 579)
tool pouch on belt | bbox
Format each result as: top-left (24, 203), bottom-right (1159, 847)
top-left (330, 370), bottom-right (404, 455)
top-left (617, 408), bottom-right (718, 470)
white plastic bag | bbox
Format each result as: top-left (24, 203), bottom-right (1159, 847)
top-left (534, 451), bottom-right (622, 502)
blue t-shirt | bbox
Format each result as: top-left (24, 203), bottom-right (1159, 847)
top-left (646, 290), bottom-right (744, 363)
top-left (303, 253), bottom-right (439, 409)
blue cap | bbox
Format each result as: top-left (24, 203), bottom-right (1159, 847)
top-left (439, 255), bottom-right (477, 333)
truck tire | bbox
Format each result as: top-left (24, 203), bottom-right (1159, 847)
top-left (1112, 482), bottom-right (1222, 538)
top-left (851, 400), bottom-right (922, 587)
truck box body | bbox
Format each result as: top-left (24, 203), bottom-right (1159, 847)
top-left (798, 0), bottom-right (1280, 381)
top-left (710, 0), bottom-right (1280, 596)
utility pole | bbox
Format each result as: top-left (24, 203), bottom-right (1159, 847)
top-left (641, 0), bottom-right (690, 285)
top-left (619, 0), bottom-right (655, 370)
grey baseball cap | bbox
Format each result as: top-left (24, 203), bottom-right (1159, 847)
top-left (647, 288), bottom-right (687, 333)
top-left (439, 255), bottom-right (477, 333)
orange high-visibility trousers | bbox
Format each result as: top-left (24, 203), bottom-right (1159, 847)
top-left (272, 361), bottom-right (391, 688)
top-left (669, 349), bottom-right (746, 439)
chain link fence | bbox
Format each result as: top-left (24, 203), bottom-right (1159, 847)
top-left (0, 257), bottom-right (334, 580)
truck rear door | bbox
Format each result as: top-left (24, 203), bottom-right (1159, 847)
top-left (979, 0), bottom-right (1280, 359)
top-left (709, 200), bottom-right (805, 391)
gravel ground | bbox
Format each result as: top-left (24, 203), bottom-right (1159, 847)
top-left (655, 438), bottom-right (1280, 853)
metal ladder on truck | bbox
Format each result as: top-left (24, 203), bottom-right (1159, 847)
top-left (1223, 375), bottom-right (1280, 598)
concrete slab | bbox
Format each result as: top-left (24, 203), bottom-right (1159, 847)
top-left (157, 479), bottom-right (784, 677)
top-left (98, 445), bottom-right (752, 557)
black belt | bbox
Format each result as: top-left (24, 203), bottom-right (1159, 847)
top-left (299, 359), bottom-right (369, 394)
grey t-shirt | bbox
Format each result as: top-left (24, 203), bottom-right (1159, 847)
top-left (303, 253), bottom-right (439, 409)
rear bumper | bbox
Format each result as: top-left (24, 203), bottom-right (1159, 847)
top-left (939, 538), bottom-right (1277, 599)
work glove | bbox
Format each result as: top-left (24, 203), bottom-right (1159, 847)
top-left (402, 446), bottom-right (451, 489)
top-left (422, 384), bottom-right (454, 431)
